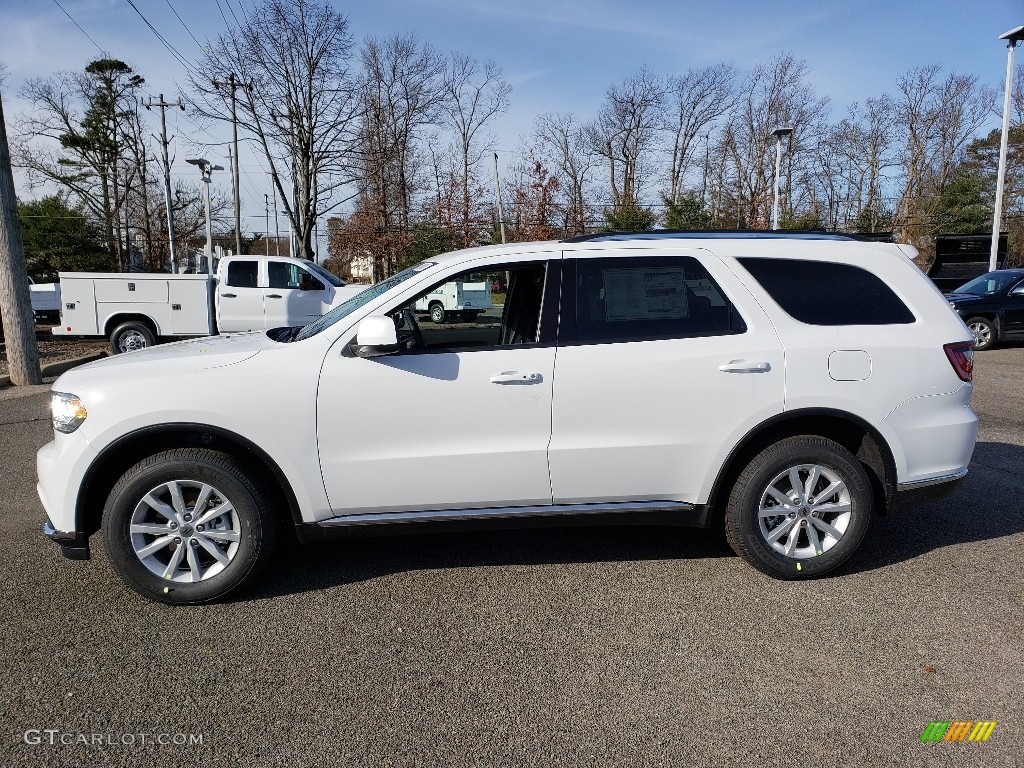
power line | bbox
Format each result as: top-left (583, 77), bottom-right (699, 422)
top-left (162, 0), bottom-right (203, 51)
top-left (123, 0), bottom-right (201, 77)
top-left (212, 0), bottom-right (233, 32)
top-left (50, 0), bottom-right (104, 54)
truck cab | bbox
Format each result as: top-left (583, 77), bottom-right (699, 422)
top-left (216, 256), bottom-right (365, 332)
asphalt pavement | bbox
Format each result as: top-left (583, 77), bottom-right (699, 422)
top-left (1, 347), bottom-right (1022, 767)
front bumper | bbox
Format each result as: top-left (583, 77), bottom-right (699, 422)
top-left (42, 518), bottom-right (90, 560)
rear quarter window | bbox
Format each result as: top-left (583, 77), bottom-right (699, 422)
top-left (737, 258), bottom-right (915, 325)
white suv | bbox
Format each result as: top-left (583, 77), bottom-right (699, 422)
top-left (38, 233), bottom-right (978, 603)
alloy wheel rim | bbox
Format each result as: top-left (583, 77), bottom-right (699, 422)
top-left (129, 479), bottom-right (241, 583)
top-left (757, 463), bottom-right (852, 559)
top-left (968, 322), bottom-right (990, 345)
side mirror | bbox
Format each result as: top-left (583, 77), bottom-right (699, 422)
top-left (351, 316), bottom-right (399, 358)
top-left (1010, 284), bottom-right (1024, 297)
top-left (299, 274), bottom-right (323, 291)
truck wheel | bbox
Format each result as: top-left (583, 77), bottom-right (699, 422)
top-left (965, 316), bottom-right (996, 350)
top-left (102, 448), bottom-right (276, 604)
top-left (429, 303), bottom-right (445, 324)
top-left (461, 311), bottom-right (480, 323)
top-left (110, 321), bottom-right (155, 354)
top-left (724, 436), bottom-right (872, 580)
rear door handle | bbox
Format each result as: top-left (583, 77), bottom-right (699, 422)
top-left (221, 293), bottom-right (237, 298)
top-left (719, 360), bottom-right (771, 373)
top-left (490, 371), bottom-right (543, 384)
top-left (266, 294), bottom-right (283, 299)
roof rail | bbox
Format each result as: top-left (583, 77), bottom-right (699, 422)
top-left (561, 229), bottom-right (867, 244)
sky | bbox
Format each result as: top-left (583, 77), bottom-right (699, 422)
top-left (1, 0), bottom-right (1022, 250)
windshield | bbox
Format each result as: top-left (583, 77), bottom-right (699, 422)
top-left (293, 261), bottom-right (436, 342)
top-left (953, 271), bottom-right (1021, 296)
top-left (307, 261), bottom-right (344, 287)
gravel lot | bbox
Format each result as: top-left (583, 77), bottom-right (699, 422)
top-left (1, 346), bottom-right (1022, 767)
top-left (0, 326), bottom-right (107, 377)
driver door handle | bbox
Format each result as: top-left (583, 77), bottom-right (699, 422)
top-left (266, 294), bottom-right (283, 299)
top-left (490, 371), bottom-right (543, 384)
top-left (221, 293), bottom-right (237, 298)
top-left (719, 360), bottom-right (771, 373)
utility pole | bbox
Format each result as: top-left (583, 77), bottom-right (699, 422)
top-left (271, 177), bottom-right (280, 256)
top-left (265, 194), bottom-right (270, 256)
top-left (143, 94), bottom-right (184, 273)
top-left (0, 92), bottom-right (41, 385)
top-left (228, 144), bottom-right (235, 255)
top-left (492, 153), bottom-right (506, 244)
top-left (214, 73), bottom-right (245, 257)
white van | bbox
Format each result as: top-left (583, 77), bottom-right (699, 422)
top-left (414, 280), bottom-right (492, 323)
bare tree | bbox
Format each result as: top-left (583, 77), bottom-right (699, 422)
top-left (359, 33), bottom-right (446, 274)
top-left (533, 112), bottom-right (596, 235)
top-left (441, 53), bottom-right (511, 248)
top-left (189, 0), bottom-right (361, 260)
top-left (589, 68), bottom-right (665, 211)
top-left (725, 54), bottom-right (829, 228)
top-left (894, 65), bottom-right (993, 243)
top-left (663, 64), bottom-right (736, 203)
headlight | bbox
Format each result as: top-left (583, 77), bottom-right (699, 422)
top-left (51, 392), bottom-right (87, 434)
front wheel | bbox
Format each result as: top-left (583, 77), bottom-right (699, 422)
top-left (965, 316), bottom-right (996, 351)
top-left (109, 321), bottom-right (155, 354)
top-left (102, 448), bottom-right (276, 604)
top-left (724, 436), bottom-right (873, 580)
top-left (429, 303), bottom-right (445, 324)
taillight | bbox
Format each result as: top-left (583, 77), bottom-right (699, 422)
top-left (944, 341), bottom-right (974, 382)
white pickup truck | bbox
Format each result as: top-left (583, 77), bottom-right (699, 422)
top-left (51, 255), bottom-right (365, 353)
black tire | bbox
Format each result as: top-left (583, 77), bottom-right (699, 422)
top-left (429, 303), bottom-right (445, 324)
top-left (461, 311), bottom-right (480, 322)
top-left (109, 320), bottom-right (155, 354)
top-left (102, 448), bottom-right (277, 604)
top-left (724, 436), bottom-right (872, 580)
top-left (965, 316), bottom-right (996, 351)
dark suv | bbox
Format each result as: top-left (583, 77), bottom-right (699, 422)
top-left (945, 269), bottom-right (1024, 350)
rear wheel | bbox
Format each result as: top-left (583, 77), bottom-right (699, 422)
top-left (965, 316), bottom-right (996, 351)
top-left (109, 321), bottom-right (155, 354)
top-left (724, 436), bottom-right (872, 579)
top-left (102, 448), bottom-right (276, 604)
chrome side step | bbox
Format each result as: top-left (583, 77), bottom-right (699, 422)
top-left (317, 500), bottom-right (695, 527)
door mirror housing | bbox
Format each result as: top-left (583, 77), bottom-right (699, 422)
top-left (352, 316), bottom-right (399, 357)
top-left (1010, 284), bottom-right (1024, 297)
top-left (299, 273), bottom-right (323, 292)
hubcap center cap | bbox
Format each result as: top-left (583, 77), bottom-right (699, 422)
top-left (180, 524), bottom-right (194, 537)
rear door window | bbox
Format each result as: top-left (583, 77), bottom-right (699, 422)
top-left (568, 256), bottom-right (745, 343)
top-left (225, 260), bottom-right (259, 288)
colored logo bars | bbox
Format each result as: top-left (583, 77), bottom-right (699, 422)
top-left (921, 721), bottom-right (997, 742)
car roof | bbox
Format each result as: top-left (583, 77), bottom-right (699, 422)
top-left (430, 230), bottom-right (913, 267)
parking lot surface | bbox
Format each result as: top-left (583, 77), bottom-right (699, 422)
top-left (2, 348), bottom-right (1022, 767)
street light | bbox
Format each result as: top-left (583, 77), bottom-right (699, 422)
top-left (771, 127), bottom-right (793, 230)
top-left (186, 158), bottom-right (224, 274)
top-left (991, 25), bottom-right (1024, 271)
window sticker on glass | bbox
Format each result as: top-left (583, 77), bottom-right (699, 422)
top-left (603, 268), bottom-right (688, 321)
